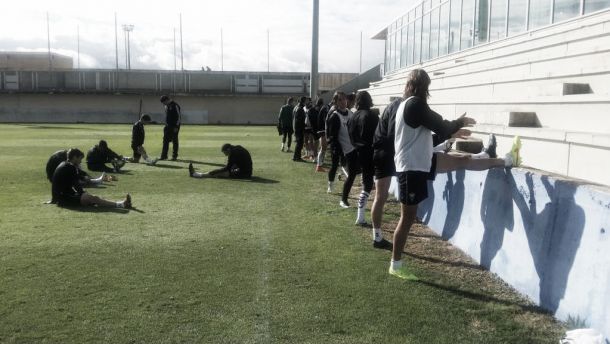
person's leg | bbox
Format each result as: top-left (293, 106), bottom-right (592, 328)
top-left (293, 135), bottom-right (304, 161)
top-left (371, 177), bottom-right (391, 230)
top-left (80, 192), bottom-right (131, 208)
top-left (327, 148), bottom-right (340, 192)
top-left (435, 152), bottom-right (504, 173)
top-left (341, 151), bottom-right (358, 207)
top-left (131, 146), bottom-right (141, 163)
top-left (161, 126), bottom-right (171, 159)
top-left (316, 135), bottom-right (327, 170)
top-left (392, 204), bottom-right (418, 261)
top-left (287, 131), bottom-right (293, 151)
top-left (356, 149), bottom-right (375, 224)
top-left (87, 162), bottom-right (115, 173)
top-left (172, 128), bottom-right (180, 160)
top-left (281, 131), bottom-right (288, 151)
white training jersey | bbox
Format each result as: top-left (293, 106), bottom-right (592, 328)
top-left (394, 97), bottom-right (434, 173)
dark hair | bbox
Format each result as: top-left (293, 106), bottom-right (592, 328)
top-left (346, 93), bottom-right (356, 102)
top-left (160, 95), bottom-right (170, 103)
top-left (141, 114), bottom-right (151, 122)
top-left (403, 69), bottom-right (431, 100)
top-left (315, 98), bottom-right (324, 107)
top-left (98, 140), bottom-right (108, 149)
top-left (355, 91), bottom-right (373, 110)
top-left (67, 148), bottom-right (84, 160)
top-left (331, 91), bottom-right (346, 105)
top-left (287, 97), bottom-right (294, 104)
top-left (299, 96), bottom-right (307, 104)
top-left (221, 143), bottom-right (232, 152)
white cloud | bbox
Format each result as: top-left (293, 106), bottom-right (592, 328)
top-left (1, 0), bottom-right (416, 72)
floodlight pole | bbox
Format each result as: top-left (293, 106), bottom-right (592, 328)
top-left (122, 24), bottom-right (134, 70)
top-left (220, 28), bottom-right (224, 71)
top-left (310, 0), bottom-right (319, 98)
top-left (77, 25), bottom-right (80, 69)
top-left (114, 13), bottom-right (119, 71)
top-left (180, 13), bottom-right (184, 70)
top-left (267, 29), bottom-right (270, 72)
top-left (47, 12), bottom-right (52, 71)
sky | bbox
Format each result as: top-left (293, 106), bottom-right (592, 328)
top-left (0, 0), bottom-right (414, 73)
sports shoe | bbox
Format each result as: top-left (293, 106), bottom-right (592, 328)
top-left (281, 143), bottom-right (285, 152)
top-left (388, 264), bottom-right (419, 281)
top-left (171, 157), bottom-right (178, 161)
top-left (286, 148), bottom-right (292, 153)
top-left (315, 165), bottom-right (327, 173)
top-left (340, 200), bottom-right (350, 208)
top-left (124, 194), bottom-right (132, 209)
top-left (373, 238), bottom-right (393, 250)
top-left (188, 163), bottom-right (195, 177)
top-left (484, 133), bottom-right (497, 158)
top-left (327, 181), bottom-right (334, 193)
top-left (147, 158), bottom-right (158, 166)
top-left (505, 136), bottom-right (522, 167)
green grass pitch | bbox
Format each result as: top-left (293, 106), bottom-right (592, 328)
top-left (0, 124), bottom-right (564, 343)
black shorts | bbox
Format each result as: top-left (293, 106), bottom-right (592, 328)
top-left (397, 154), bottom-right (438, 205)
top-left (56, 193), bottom-right (83, 207)
top-left (373, 149), bottom-right (396, 179)
top-left (398, 171), bottom-right (429, 205)
top-left (281, 128), bottom-right (293, 136)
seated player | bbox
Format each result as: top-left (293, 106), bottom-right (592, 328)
top-left (52, 148), bottom-right (132, 208)
top-left (86, 140), bottom-right (125, 172)
top-left (127, 114), bottom-right (158, 165)
top-left (46, 149), bottom-right (115, 188)
top-left (188, 143), bottom-right (252, 179)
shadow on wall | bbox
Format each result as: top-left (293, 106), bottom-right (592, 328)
top-left (508, 172), bottom-right (585, 314)
top-left (480, 168), bottom-right (515, 270)
top-left (441, 169), bottom-right (466, 240)
top-left (477, 169), bottom-right (586, 314)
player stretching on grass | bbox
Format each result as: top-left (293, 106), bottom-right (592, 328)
top-left (189, 143), bottom-right (252, 179)
top-left (127, 114), bottom-right (158, 165)
top-left (388, 69), bottom-right (521, 280)
top-left (52, 148), bottom-right (132, 208)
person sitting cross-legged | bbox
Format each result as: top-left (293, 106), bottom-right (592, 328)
top-left (189, 143), bottom-right (252, 179)
top-left (52, 148), bottom-right (132, 209)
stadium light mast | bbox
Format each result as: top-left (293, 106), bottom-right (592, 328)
top-left (310, 0), bottom-right (319, 98)
top-left (180, 13), bottom-right (184, 70)
top-left (114, 13), bottom-right (119, 71)
top-left (46, 12), bottom-right (52, 71)
top-left (77, 24), bottom-right (80, 69)
top-left (122, 24), bottom-right (134, 70)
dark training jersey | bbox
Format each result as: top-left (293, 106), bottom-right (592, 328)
top-left (164, 101), bottom-right (182, 128)
top-left (277, 104), bottom-right (294, 130)
top-left (292, 105), bottom-right (306, 135)
top-left (46, 150), bottom-right (89, 182)
top-left (372, 98), bottom-right (403, 154)
top-left (132, 121), bottom-right (145, 148)
top-left (220, 145), bottom-right (252, 178)
top-left (348, 109), bottom-right (379, 149)
top-left (52, 161), bottom-right (84, 201)
top-left (86, 145), bottom-right (121, 165)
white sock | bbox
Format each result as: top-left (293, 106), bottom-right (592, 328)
top-left (471, 151), bottom-right (490, 159)
top-left (317, 151), bottom-right (325, 165)
top-left (192, 172), bottom-right (205, 178)
top-left (373, 227), bottom-right (382, 242)
top-left (357, 191), bottom-right (369, 209)
top-left (90, 174), bottom-right (104, 184)
top-left (391, 259), bottom-right (403, 270)
top-left (341, 167), bottom-right (348, 177)
top-left (116, 201), bottom-right (124, 208)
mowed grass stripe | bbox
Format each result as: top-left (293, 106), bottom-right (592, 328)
top-left (0, 124), bottom-right (563, 343)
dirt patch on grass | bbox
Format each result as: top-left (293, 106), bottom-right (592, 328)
top-left (378, 214), bottom-right (565, 337)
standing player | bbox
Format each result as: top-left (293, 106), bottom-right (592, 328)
top-left (292, 96), bottom-right (307, 162)
top-left (278, 97), bottom-right (295, 152)
top-left (159, 95), bottom-right (181, 161)
top-left (388, 69), bottom-right (520, 280)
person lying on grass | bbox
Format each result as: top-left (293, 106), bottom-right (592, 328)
top-left (51, 148), bottom-right (132, 209)
top-left (188, 143), bottom-right (252, 179)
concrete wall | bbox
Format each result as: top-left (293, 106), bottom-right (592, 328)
top-left (0, 52), bottom-right (73, 71)
top-left (417, 167), bottom-right (610, 338)
top-left (0, 94), bottom-right (284, 125)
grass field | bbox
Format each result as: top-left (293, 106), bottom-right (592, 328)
top-left (0, 124), bottom-right (565, 343)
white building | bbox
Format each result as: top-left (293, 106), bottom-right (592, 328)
top-left (367, 0), bottom-right (610, 186)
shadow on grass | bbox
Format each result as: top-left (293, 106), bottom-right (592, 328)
top-left (59, 205), bottom-right (133, 214)
top-left (174, 159), bottom-right (225, 167)
top-left (405, 252), bottom-right (486, 271)
top-left (154, 163), bottom-right (185, 170)
top-left (18, 124), bottom-right (97, 130)
top-left (416, 279), bottom-right (551, 315)
top-left (236, 176), bottom-right (279, 184)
